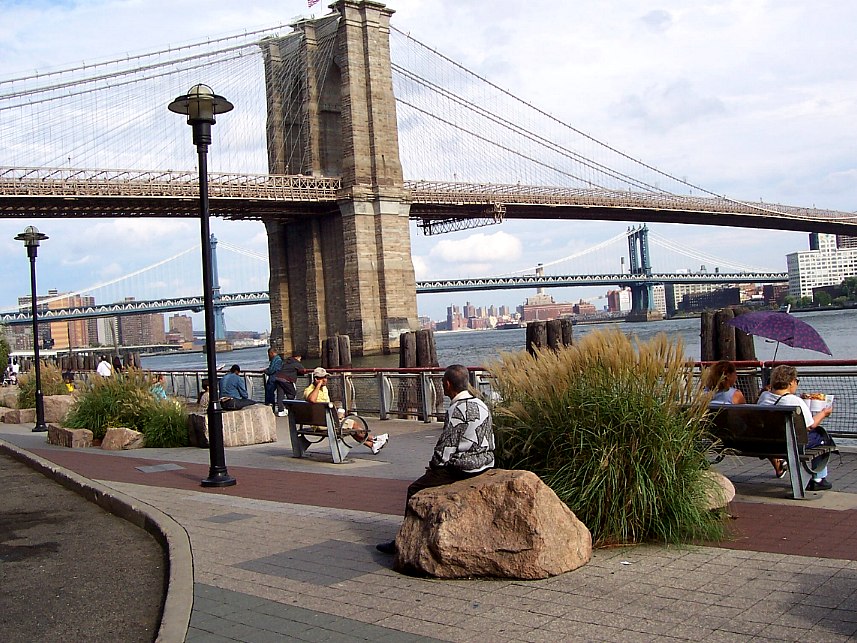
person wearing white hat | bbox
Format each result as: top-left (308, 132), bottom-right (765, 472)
top-left (304, 367), bottom-right (388, 454)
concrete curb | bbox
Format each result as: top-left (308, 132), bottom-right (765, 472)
top-left (0, 438), bottom-right (193, 643)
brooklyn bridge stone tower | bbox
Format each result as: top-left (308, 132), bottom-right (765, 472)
top-left (261, 0), bottom-right (418, 358)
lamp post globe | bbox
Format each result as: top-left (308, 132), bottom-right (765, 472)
top-left (14, 225), bottom-right (49, 432)
top-left (169, 85), bottom-right (236, 488)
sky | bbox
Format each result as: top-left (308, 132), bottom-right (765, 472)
top-left (1, 0), bottom-right (856, 329)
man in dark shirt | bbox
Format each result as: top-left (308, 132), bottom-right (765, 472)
top-left (219, 364), bottom-right (257, 410)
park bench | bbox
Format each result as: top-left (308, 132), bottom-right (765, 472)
top-left (281, 399), bottom-right (369, 464)
top-left (706, 403), bottom-right (835, 499)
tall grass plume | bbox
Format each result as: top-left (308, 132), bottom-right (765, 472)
top-left (490, 327), bottom-right (721, 546)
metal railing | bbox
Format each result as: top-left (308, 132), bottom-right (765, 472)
top-left (66, 360), bottom-right (857, 436)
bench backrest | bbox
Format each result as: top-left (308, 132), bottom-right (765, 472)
top-left (708, 403), bottom-right (808, 453)
top-left (282, 399), bottom-right (334, 426)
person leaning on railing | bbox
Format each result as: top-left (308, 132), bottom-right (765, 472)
top-left (758, 364), bottom-right (834, 491)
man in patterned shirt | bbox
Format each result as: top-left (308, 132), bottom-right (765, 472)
top-left (376, 364), bottom-right (494, 554)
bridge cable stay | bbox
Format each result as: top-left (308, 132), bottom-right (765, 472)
top-left (0, 245), bottom-right (200, 314)
top-left (392, 65), bottom-right (664, 194)
top-left (488, 230), bottom-right (631, 278)
top-left (0, 24), bottom-right (292, 86)
top-left (647, 231), bottom-right (770, 273)
top-left (390, 26), bottom-right (839, 221)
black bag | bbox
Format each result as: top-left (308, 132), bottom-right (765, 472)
top-left (807, 426), bottom-right (835, 449)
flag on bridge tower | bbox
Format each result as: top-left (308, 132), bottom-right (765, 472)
top-left (308, 0), bottom-right (321, 7)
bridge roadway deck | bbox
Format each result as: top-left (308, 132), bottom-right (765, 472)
top-left (3, 417), bottom-right (857, 642)
top-left (3, 168), bottom-right (857, 234)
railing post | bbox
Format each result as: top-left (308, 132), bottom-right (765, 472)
top-left (378, 372), bottom-right (390, 420)
top-left (420, 372), bottom-right (432, 423)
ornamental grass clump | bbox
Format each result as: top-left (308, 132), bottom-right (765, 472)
top-left (17, 362), bottom-right (68, 408)
top-left (64, 368), bottom-right (189, 448)
top-left (490, 327), bottom-right (721, 547)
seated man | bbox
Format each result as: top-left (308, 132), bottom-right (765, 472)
top-left (377, 364), bottom-right (495, 554)
top-left (304, 367), bottom-right (388, 454)
top-left (219, 364), bottom-right (257, 410)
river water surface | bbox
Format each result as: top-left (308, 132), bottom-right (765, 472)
top-left (141, 308), bottom-right (857, 372)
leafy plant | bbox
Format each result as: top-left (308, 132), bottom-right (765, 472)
top-left (489, 327), bottom-right (723, 547)
top-left (0, 329), bottom-right (9, 375)
top-left (64, 368), bottom-right (189, 447)
top-left (17, 362), bottom-right (68, 408)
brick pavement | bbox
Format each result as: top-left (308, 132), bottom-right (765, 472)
top-left (4, 419), bottom-right (857, 642)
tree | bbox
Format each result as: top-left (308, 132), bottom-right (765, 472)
top-left (0, 329), bottom-right (8, 375)
top-left (799, 296), bottom-right (813, 308)
top-left (814, 292), bottom-right (833, 307)
top-left (842, 277), bottom-right (857, 301)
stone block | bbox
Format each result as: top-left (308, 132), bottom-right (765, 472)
top-left (47, 424), bottom-right (93, 448)
top-left (101, 427), bottom-right (145, 450)
top-left (395, 469), bottom-right (592, 580)
top-left (2, 408), bottom-right (36, 424)
top-left (189, 403), bottom-right (277, 447)
top-left (43, 395), bottom-right (75, 424)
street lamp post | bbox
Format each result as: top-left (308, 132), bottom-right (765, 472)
top-left (169, 85), bottom-right (236, 488)
top-left (15, 226), bottom-right (49, 432)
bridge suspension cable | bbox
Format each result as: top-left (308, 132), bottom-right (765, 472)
top-left (647, 231), bottom-right (769, 273)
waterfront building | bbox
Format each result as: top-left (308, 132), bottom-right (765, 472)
top-left (573, 300), bottom-right (597, 316)
top-left (168, 314), bottom-right (194, 342)
top-left (680, 287), bottom-right (741, 312)
top-left (119, 298), bottom-right (166, 346)
top-left (521, 293), bottom-right (575, 321)
top-left (652, 284), bottom-right (667, 316)
top-left (788, 233), bottom-right (857, 298)
top-left (665, 283), bottom-right (723, 316)
top-left (607, 288), bottom-right (632, 313)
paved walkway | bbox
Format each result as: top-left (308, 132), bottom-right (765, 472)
top-left (3, 416), bottom-right (857, 642)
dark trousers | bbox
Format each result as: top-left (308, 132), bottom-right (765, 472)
top-left (274, 380), bottom-right (296, 412)
top-left (405, 466), bottom-right (488, 515)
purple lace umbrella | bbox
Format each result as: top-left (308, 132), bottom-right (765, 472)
top-left (727, 311), bottom-right (832, 360)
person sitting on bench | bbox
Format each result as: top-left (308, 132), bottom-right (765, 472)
top-left (705, 360), bottom-right (786, 479)
top-left (304, 367), bottom-right (388, 454)
top-left (758, 365), bottom-right (834, 491)
top-left (219, 364), bottom-right (258, 410)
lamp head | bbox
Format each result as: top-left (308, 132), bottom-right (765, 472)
top-left (15, 225), bottom-right (49, 248)
top-left (168, 84), bottom-right (234, 126)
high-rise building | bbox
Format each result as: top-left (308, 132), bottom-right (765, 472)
top-left (168, 314), bottom-right (194, 342)
top-left (119, 298), bottom-right (166, 346)
top-left (789, 233), bottom-right (857, 298)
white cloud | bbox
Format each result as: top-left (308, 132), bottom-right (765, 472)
top-left (2, 0), bottom-right (857, 325)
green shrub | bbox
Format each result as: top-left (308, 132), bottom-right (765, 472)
top-left (64, 369), bottom-right (189, 447)
top-left (489, 327), bottom-right (722, 547)
top-left (17, 362), bottom-right (68, 408)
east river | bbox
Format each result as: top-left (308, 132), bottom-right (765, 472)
top-left (141, 308), bottom-right (857, 372)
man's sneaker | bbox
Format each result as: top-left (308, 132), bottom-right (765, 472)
top-left (808, 478), bottom-right (832, 491)
top-left (376, 540), bottom-right (396, 554)
top-left (276, 410), bottom-right (287, 417)
top-left (371, 433), bottom-right (389, 454)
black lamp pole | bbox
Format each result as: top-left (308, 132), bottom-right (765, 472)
top-left (169, 85), bottom-right (236, 488)
top-left (15, 226), bottom-right (49, 432)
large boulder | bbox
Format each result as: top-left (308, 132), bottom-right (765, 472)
top-left (701, 470), bottom-right (735, 510)
top-left (0, 388), bottom-right (19, 409)
top-left (189, 403), bottom-right (277, 447)
top-left (101, 427), bottom-right (145, 450)
top-left (47, 424), bottom-right (93, 448)
top-left (43, 395), bottom-right (75, 424)
top-left (395, 469), bottom-right (592, 579)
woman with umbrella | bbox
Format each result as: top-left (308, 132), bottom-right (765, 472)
top-left (758, 365), bottom-right (834, 491)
